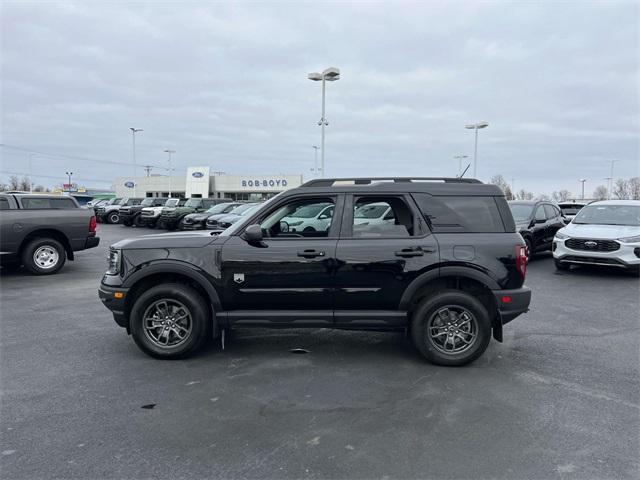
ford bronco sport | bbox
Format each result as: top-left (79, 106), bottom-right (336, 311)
top-left (99, 177), bottom-right (531, 366)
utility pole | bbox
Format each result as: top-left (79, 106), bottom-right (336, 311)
top-left (579, 179), bottom-right (586, 200)
top-left (308, 67), bottom-right (340, 178)
top-left (65, 171), bottom-right (73, 194)
top-left (464, 122), bottom-right (489, 178)
top-left (607, 160), bottom-right (619, 200)
top-left (312, 145), bottom-right (320, 177)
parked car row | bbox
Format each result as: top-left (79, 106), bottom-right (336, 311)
top-left (508, 199), bottom-right (640, 274)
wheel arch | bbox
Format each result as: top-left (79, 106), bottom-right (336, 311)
top-left (19, 228), bottom-right (74, 261)
top-left (400, 266), bottom-right (500, 334)
top-left (123, 262), bottom-right (222, 337)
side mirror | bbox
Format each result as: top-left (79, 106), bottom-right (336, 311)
top-left (244, 224), bottom-right (263, 243)
top-left (279, 220), bottom-right (290, 233)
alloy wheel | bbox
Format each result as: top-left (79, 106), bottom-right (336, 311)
top-left (142, 299), bottom-right (193, 348)
top-left (426, 306), bottom-right (478, 355)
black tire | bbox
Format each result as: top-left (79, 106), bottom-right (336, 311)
top-left (410, 290), bottom-right (491, 366)
top-left (303, 226), bottom-right (316, 232)
top-left (107, 212), bottom-right (120, 224)
top-left (21, 238), bottom-right (66, 275)
top-left (177, 218), bottom-right (186, 231)
top-left (123, 219), bottom-right (133, 227)
top-left (147, 220), bottom-right (157, 229)
top-left (524, 237), bottom-right (533, 262)
top-left (130, 283), bottom-right (211, 359)
top-left (133, 214), bottom-right (145, 228)
top-left (554, 259), bottom-right (570, 271)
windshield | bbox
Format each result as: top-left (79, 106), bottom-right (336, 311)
top-left (560, 205), bottom-right (584, 216)
top-left (239, 204), bottom-right (260, 216)
top-left (288, 203), bottom-right (331, 218)
top-left (573, 204), bottom-right (640, 226)
top-left (229, 203), bottom-right (258, 215)
top-left (141, 198), bottom-right (155, 206)
top-left (355, 204), bottom-right (388, 219)
top-left (206, 203), bottom-right (236, 214)
top-left (184, 199), bottom-right (202, 207)
top-left (165, 199), bottom-right (179, 207)
top-left (117, 198), bottom-right (128, 205)
top-left (509, 204), bottom-right (534, 222)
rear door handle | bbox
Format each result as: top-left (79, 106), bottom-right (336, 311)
top-left (297, 249), bottom-right (325, 258)
top-left (395, 247), bottom-right (425, 258)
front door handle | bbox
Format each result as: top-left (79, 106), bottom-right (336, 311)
top-left (297, 249), bottom-right (325, 258)
top-left (395, 247), bottom-right (425, 258)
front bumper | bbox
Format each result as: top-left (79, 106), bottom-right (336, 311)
top-left (182, 223), bottom-right (206, 230)
top-left (159, 216), bottom-right (179, 228)
top-left (553, 238), bottom-right (640, 268)
top-left (98, 283), bottom-right (129, 328)
top-left (493, 286), bottom-right (531, 325)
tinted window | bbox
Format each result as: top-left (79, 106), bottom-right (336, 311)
top-left (260, 198), bottom-right (335, 238)
top-left (544, 204), bottom-right (559, 219)
top-left (413, 194), bottom-right (505, 233)
top-left (509, 204), bottom-right (534, 222)
top-left (21, 197), bottom-right (76, 209)
top-left (573, 204), bottom-right (640, 226)
top-left (0, 198), bottom-right (10, 210)
top-left (352, 197), bottom-right (414, 237)
top-left (534, 206), bottom-right (546, 221)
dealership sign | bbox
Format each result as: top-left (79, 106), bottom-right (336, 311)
top-left (124, 181), bottom-right (135, 188)
top-left (241, 178), bottom-right (288, 188)
top-left (192, 171), bottom-right (204, 178)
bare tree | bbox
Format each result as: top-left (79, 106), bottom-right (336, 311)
top-left (551, 190), bottom-right (572, 202)
top-left (593, 185), bottom-right (608, 200)
top-left (536, 194), bottom-right (551, 201)
top-left (33, 185), bottom-right (47, 192)
top-left (503, 184), bottom-right (515, 200)
top-left (517, 189), bottom-right (534, 200)
top-left (19, 176), bottom-right (31, 192)
top-left (0, 179), bottom-right (8, 192)
top-left (629, 177), bottom-right (640, 200)
top-left (613, 179), bottom-right (630, 199)
top-left (8, 175), bottom-right (20, 190)
top-left (490, 174), bottom-right (515, 200)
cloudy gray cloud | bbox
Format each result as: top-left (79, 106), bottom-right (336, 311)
top-left (1, 0), bottom-right (638, 196)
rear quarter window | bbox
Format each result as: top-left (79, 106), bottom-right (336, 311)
top-left (20, 197), bottom-right (77, 209)
top-left (412, 194), bottom-right (508, 233)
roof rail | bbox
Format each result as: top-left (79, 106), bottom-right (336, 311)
top-left (300, 177), bottom-right (483, 187)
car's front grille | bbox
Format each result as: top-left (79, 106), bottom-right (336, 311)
top-left (141, 211), bottom-right (154, 217)
top-left (565, 238), bottom-right (620, 252)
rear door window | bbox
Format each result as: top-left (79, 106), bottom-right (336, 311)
top-left (20, 197), bottom-right (77, 209)
top-left (544, 204), bottom-right (559, 220)
top-left (412, 194), bottom-right (505, 233)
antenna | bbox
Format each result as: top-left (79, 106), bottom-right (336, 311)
top-left (459, 163), bottom-right (471, 178)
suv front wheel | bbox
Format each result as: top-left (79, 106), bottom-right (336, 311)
top-left (130, 283), bottom-right (210, 359)
top-left (410, 290), bottom-right (491, 366)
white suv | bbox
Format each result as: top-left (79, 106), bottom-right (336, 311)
top-left (553, 200), bottom-right (640, 274)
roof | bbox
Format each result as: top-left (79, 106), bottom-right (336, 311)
top-left (588, 200), bottom-right (640, 206)
top-left (291, 177), bottom-right (503, 196)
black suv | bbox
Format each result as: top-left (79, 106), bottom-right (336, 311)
top-left (119, 197), bottom-right (168, 227)
top-left (509, 200), bottom-right (566, 260)
top-left (99, 177), bottom-right (531, 366)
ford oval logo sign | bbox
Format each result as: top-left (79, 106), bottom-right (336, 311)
top-left (192, 172), bottom-right (204, 178)
top-left (584, 241), bottom-right (598, 247)
top-left (124, 181), bottom-right (135, 188)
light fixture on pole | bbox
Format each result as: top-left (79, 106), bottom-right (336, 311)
top-left (130, 128), bottom-right (143, 195)
top-left (607, 160), bottom-right (619, 200)
top-left (464, 121), bottom-right (489, 178)
top-left (65, 171), bottom-right (73, 194)
top-left (579, 178), bottom-right (586, 200)
top-left (454, 155), bottom-right (468, 177)
top-left (164, 149), bottom-right (175, 197)
top-left (308, 67), bottom-right (340, 178)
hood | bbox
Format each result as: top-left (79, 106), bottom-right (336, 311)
top-left (207, 212), bottom-right (233, 222)
top-left (112, 230), bottom-right (221, 250)
top-left (561, 223), bottom-right (640, 239)
top-left (142, 206), bottom-right (164, 213)
top-left (186, 213), bottom-right (210, 221)
top-left (216, 213), bottom-right (241, 222)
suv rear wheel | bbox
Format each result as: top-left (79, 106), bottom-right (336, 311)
top-left (410, 290), bottom-right (491, 366)
top-left (130, 283), bottom-right (211, 359)
top-left (107, 212), bottom-right (120, 224)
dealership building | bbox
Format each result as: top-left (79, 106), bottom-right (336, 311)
top-left (115, 167), bottom-right (303, 201)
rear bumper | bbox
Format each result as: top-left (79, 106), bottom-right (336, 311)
top-left (493, 286), bottom-right (531, 325)
top-left (85, 236), bottom-right (100, 250)
top-left (98, 283), bottom-right (129, 328)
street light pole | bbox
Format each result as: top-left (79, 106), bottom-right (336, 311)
top-left (464, 122), bottom-right (489, 178)
top-left (608, 160), bottom-right (619, 200)
top-left (130, 128), bottom-right (143, 196)
top-left (65, 171), bottom-right (73, 194)
top-left (28, 153), bottom-right (35, 193)
top-left (164, 149), bottom-right (175, 197)
top-left (312, 145), bottom-right (320, 177)
top-left (579, 179), bottom-right (586, 200)
top-left (308, 67), bottom-right (340, 178)
top-left (454, 155), bottom-right (468, 177)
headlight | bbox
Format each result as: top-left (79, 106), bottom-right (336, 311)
top-left (618, 235), bottom-right (640, 243)
top-left (106, 249), bottom-right (120, 275)
top-left (288, 220), bottom-right (303, 226)
top-left (555, 232), bottom-right (569, 240)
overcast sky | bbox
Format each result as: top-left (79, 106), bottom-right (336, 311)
top-left (1, 1), bottom-right (638, 196)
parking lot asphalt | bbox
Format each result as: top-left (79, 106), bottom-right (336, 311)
top-left (1, 224), bottom-right (639, 479)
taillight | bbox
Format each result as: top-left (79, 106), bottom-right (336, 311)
top-left (516, 245), bottom-right (527, 279)
top-left (89, 215), bottom-right (97, 233)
